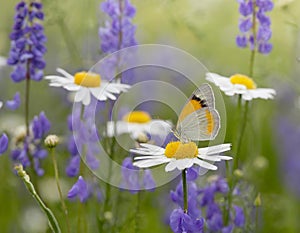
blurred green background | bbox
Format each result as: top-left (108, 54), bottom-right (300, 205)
top-left (1, 0), bottom-right (300, 232)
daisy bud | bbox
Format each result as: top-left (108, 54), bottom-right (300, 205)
top-left (44, 135), bottom-right (59, 148)
top-left (254, 193), bottom-right (262, 207)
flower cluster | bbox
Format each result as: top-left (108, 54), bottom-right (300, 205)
top-left (99, 0), bottom-right (137, 54)
top-left (199, 176), bottom-right (245, 232)
top-left (7, 1), bottom-right (47, 82)
top-left (236, 0), bottom-right (274, 54)
top-left (11, 112), bottom-right (51, 176)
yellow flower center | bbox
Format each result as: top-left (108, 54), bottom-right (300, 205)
top-left (165, 141), bottom-right (198, 159)
top-left (74, 72), bottom-right (101, 87)
top-left (122, 111), bottom-right (152, 123)
top-left (229, 74), bottom-right (257, 89)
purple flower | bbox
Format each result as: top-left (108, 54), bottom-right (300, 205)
top-left (66, 155), bottom-right (81, 177)
top-left (6, 92), bottom-right (21, 110)
top-left (143, 169), bottom-right (156, 192)
top-left (10, 112), bottom-right (51, 175)
top-left (169, 208), bottom-right (204, 233)
top-left (0, 133), bottom-right (9, 154)
top-left (233, 205), bottom-right (245, 227)
top-left (99, 0), bottom-right (137, 54)
top-left (120, 157), bottom-right (140, 193)
top-left (67, 176), bottom-right (90, 203)
top-left (222, 225), bottom-right (234, 233)
top-left (236, 0), bottom-right (273, 54)
top-left (7, 0), bottom-right (47, 82)
top-left (32, 111), bottom-right (51, 140)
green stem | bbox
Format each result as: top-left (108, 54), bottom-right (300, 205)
top-left (255, 207), bottom-right (259, 232)
top-left (233, 101), bottom-right (249, 170)
top-left (50, 148), bottom-right (70, 233)
top-left (135, 191), bottom-right (141, 233)
top-left (15, 165), bottom-right (61, 233)
top-left (182, 169), bottom-right (188, 213)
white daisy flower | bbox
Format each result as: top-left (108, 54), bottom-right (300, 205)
top-left (130, 142), bottom-right (232, 172)
top-left (206, 72), bottom-right (276, 100)
top-left (107, 111), bottom-right (172, 142)
top-left (45, 68), bottom-right (130, 105)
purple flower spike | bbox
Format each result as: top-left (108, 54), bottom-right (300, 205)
top-left (0, 133), bottom-right (9, 155)
top-left (7, 0), bottom-right (47, 82)
top-left (6, 92), bottom-right (21, 110)
top-left (99, 0), bottom-right (137, 54)
top-left (236, 0), bottom-right (273, 54)
top-left (169, 208), bottom-right (204, 233)
top-left (67, 176), bottom-right (90, 203)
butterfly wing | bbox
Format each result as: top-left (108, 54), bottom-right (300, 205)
top-left (176, 108), bottom-right (220, 141)
top-left (176, 83), bottom-right (220, 141)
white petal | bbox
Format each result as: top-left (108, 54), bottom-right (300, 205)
top-left (140, 143), bottom-right (165, 152)
top-left (193, 158), bottom-right (217, 170)
top-left (56, 68), bottom-right (74, 80)
top-left (74, 88), bottom-right (87, 102)
top-left (214, 155), bottom-right (232, 160)
top-left (197, 154), bottom-right (221, 162)
top-left (206, 73), bottom-right (233, 90)
top-left (165, 160), bottom-right (179, 172)
top-left (134, 155), bottom-right (166, 160)
top-left (130, 149), bottom-right (163, 156)
top-left (64, 83), bottom-right (80, 91)
top-left (133, 158), bottom-right (169, 168)
top-left (248, 88), bottom-right (276, 100)
top-left (0, 101), bottom-right (3, 109)
top-left (82, 91), bottom-right (91, 106)
top-left (198, 143), bottom-right (231, 155)
top-left (176, 158), bottom-right (194, 170)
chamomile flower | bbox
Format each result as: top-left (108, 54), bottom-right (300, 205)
top-left (45, 68), bottom-right (130, 105)
top-left (206, 72), bottom-right (276, 100)
top-left (130, 142), bottom-right (232, 172)
top-left (106, 111), bottom-right (172, 142)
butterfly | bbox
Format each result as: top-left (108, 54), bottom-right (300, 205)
top-left (173, 83), bottom-right (220, 142)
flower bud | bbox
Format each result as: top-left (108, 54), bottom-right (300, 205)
top-left (44, 135), bottom-right (59, 148)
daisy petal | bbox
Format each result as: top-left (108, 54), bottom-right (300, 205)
top-left (134, 155), bottom-right (166, 160)
top-left (133, 158), bottom-right (169, 168)
top-left (165, 160), bottom-right (178, 172)
top-left (193, 158), bottom-right (217, 170)
top-left (56, 68), bottom-right (74, 79)
top-left (198, 144), bottom-right (231, 155)
top-left (176, 158), bottom-right (194, 170)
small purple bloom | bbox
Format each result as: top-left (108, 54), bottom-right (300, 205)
top-left (234, 205), bottom-right (245, 227)
top-left (67, 176), bottom-right (90, 203)
top-left (236, 35), bottom-right (248, 48)
top-left (239, 1), bottom-right (253, 16)
top-left (0, 133), bottom-right (9, 154)
top-left (239, 18), bottom-right (252, 33)
top-left (169, 208), bottom-right (204, 233)
top-left (120, 157), bottom-right (140, 193)
top-left (66, 155), bottom-right (81, 177)
top-left (222, 225), bottom-right (234, 233)
top-left (258, 42), bottom-right (273, 54)
top-left (6, 92), bottom-right (21, 110)
top-left (143, 169), bottom-right (156, 192)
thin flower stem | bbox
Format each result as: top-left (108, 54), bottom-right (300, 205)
top-left (15, 164), bottom-right (61, 233)
top-left (25, 71), bottom-right (30, 137)
top-left (182, 169), bottom-right (188, 213)
top-left (135, 191), bottom-right (141, 233)
top-left (50, 148), bottom-right (71, 233)
top-left (255, 207), bottom-right (259, 232)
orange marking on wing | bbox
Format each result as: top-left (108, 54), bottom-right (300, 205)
top-left (206, 110), bottom-right (214, 134)
top-left (178, 99), bottom-right (202, 122)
